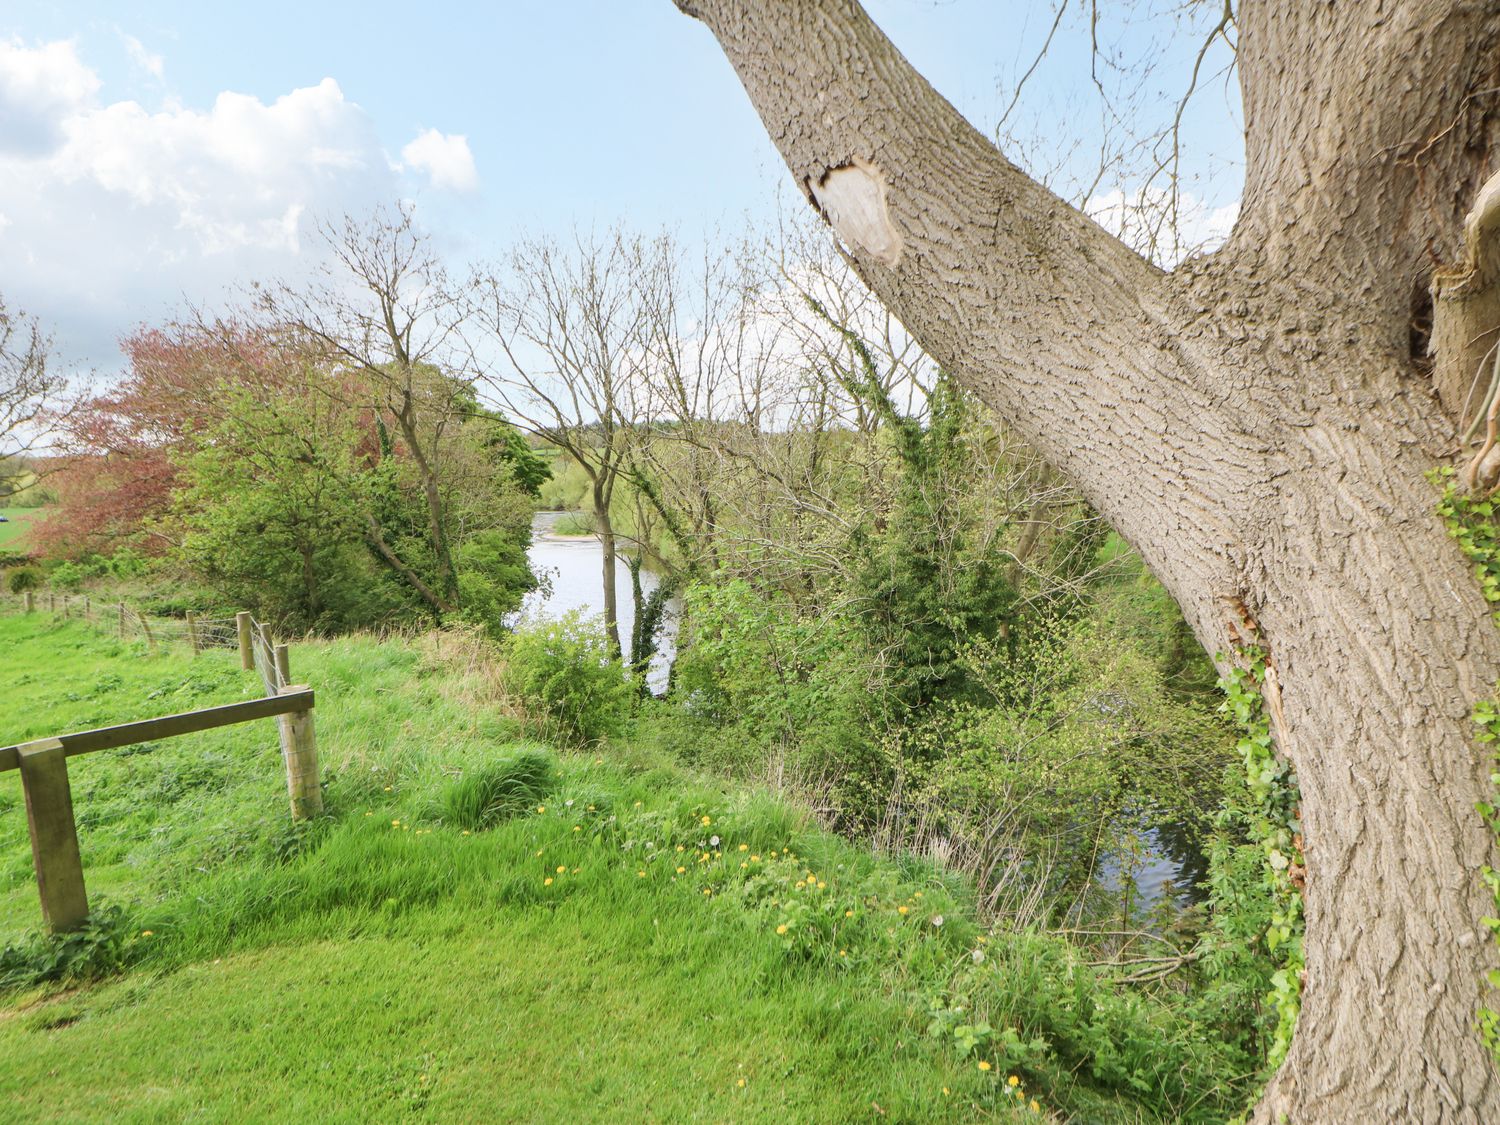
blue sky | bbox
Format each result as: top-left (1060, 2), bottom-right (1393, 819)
top-left (0, 1), bottom-right (1241, 372)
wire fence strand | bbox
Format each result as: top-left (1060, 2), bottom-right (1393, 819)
top-left (3, 593), bottom-right (288, 695)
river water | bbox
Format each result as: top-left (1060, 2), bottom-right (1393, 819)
top-left (518, 511), bottom-right (678, 692)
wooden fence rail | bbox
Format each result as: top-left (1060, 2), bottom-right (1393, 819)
top-left (2, 593), bottom-right (322, 933)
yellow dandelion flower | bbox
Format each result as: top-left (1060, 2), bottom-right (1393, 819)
top-left (702, 888), bottom-right (712, 896)
top-left (383, 786), bottom-right (392, 792)
top-left (571, 867), bottom-right (579, 874)
top-left (587, 805), bottom-right (595, 811)
top-left (817, 881), bottom-right (826, 889)
top-left (1008, 1076), bottom-right (1020, 1087)
top-left (795, 880), bottom-right (805, 889)
top-left (701, 815), bottom-right (712, 826)
top-left (633, 800), bottom-right (643, 808)
top-left (557, 865), bottom-right (567, 873)
top-left (573, 826), bottom-right (582, 833)
top-left (544, 877), bottom-right (553, 886)
top-left (1030, 1100), bottom-right (1040, 1112)
top-left (914, 891), bottom-right (924, 898)
top-left (638, 871), bottom-right (646, 878)
top-left (364, 811), bottom-right (373, 817)
top-left (676, 845), bottom-right (686, 852)
top-left (391, 820), bottom-right (401, 827)
top-left (943, 1087), bottom-right (950, 1096)
top-left (141, 930), bottom-right (154, 937)
top-left (739, 843), bottom-right (749, 852)
top-left (776, 924), bottom-right (788, 934)
top-left (839, 949), bottom-right (847, 957)
top-left (535, 850), bottom-right (544, 857)
top-left (844, 909), bottom-right (854, 917)
top-left (977, 1060), bottom-right (992, 1072)
top-left (737, 1077), bottom-right (746, 1088)
top-left (677, 866), bottom-right (687, 874)
top-left (898, 905), bottom-right (910, 915)
top-left (536, 805), bottom-right (546, 813)
top-left (461, 830), bottom-right (470, 836)
top-left (750, 855), bottom-right (760, 862)
top-left (740, 862), bottom-right (748, 869)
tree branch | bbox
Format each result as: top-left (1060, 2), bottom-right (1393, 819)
top-left (673, 0), bottom-right (1251, 638)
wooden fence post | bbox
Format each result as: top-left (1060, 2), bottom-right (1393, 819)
top-left (277, 685), bottom-right (322, 819)
top-left (23, 591), bottom-right (33, 613)
top-left (84, 595), bottom-right (91, 620)
top-left (135, 608), bottom-right (156, 652)
top-left (186, 611), bottom-right (201, 655)
top-left (47, 593), bottom-right (55, 613)
top-left (118, 603), bottom-right (126, 639)
top-left (236, 612), bottom-right (253, 670)
top-left (17, 739), bottom-right (89, 933)
top-left (274, 643), bottom-right (290, 686)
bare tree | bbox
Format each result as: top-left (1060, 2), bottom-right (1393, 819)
top-left (676, 1), bottom-right (1500, 1120)
top-left (473, 228), bottom-right (656, 658)
top-left (252, 205), bottom-right (471, 616)
top-left (0, 294), bottom-right (66, 486)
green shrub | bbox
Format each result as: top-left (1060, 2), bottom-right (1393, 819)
top-left (49, 560), bottom-right (86, 590)
top-left (454, 529), bottom-right (537, 636)
top-left (0, 904), bottom-right (131, 989)
top-left (7, 566), bottom-right (39, 594)
top-left (504, 611), bottom-right (631, 744)
top-left (443, 746), bottom-right (558, 830)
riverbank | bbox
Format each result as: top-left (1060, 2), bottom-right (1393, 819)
top-left (0, 614), bottom-right (1259, 1122)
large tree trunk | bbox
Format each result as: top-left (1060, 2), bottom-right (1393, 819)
top-left (675, 0), bottom-right (1500, 1119)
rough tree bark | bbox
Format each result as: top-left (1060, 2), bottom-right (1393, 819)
top-left (675, 0), bottom-right (1500, 1120)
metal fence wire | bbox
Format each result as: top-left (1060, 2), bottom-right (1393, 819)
top-left (3, 594), bottom-right (286, 692)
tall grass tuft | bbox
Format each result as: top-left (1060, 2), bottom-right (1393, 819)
top-left (442, 746), bottom-right (557, 830)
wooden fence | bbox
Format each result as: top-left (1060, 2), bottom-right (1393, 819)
top-left (2, 593), bottom-right (321, 933)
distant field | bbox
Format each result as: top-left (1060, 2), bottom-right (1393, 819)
top-left (0, 507), bottom-right (47, 549)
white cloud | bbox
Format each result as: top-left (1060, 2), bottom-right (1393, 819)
top-left (1085, 187), bottom-right (1240, 267)
top-left (401, 128), bottom-right (479, 193)
top-left (0, 38), bottom-right (100, 155)
top-left (0, 41), bottom-right (473, 369)
top-left (120, 33), bottom-right (164, 82)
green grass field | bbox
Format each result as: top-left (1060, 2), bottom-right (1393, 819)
top-left (0, 614), bottom-right (1069, 1123)
top-left (0, 506), bottom-right (46, 549)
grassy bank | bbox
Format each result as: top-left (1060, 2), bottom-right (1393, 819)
top-left (0, 613), bottom-right (1251, 1122)
top-left (0, 615), bottom-right (1055, 1122)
